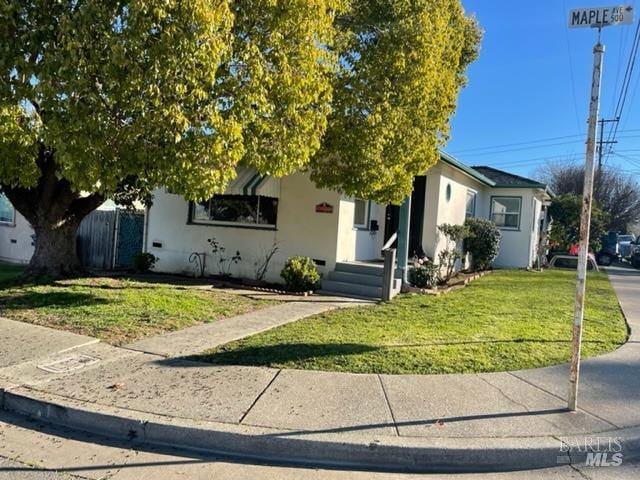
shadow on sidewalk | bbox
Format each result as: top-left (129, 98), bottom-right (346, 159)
top-left (165, 343), bottom-right (379, 367)
top-left (264, 408), bottom-right (572, 438)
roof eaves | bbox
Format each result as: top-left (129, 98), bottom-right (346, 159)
top-left (439, 151), bottom-right (496, 187)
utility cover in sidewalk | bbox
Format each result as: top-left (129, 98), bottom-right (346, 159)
top-left (37, 355), bottom-right (100, 374)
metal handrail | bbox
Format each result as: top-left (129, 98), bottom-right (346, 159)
top-left (381, 231), bottom-right (398, 252)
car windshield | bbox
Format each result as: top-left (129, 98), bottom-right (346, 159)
top-left (618, 236), bottom-right (634, 243)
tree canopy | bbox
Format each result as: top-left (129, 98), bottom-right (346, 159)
top-left (537, 161), bottom-right (640, 233)
top-left (313, 0), bottom-right (481, 203)
top-left (1, 0), bottom-right (480, 205)
top-left (0, 0), bottom-right (480, 276)
top-left (548, 194), bottom-right (607, 252)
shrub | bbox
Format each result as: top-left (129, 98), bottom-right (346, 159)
top-left (133, 253), bottom-right (157, 273)
top-left (464, 218), bottom-right (501, 271)
top-left (547, 194), bottom-right (607, 252)
top-left (280, 256), bottom-right (320, 292)
top-left (409, 257), bottom-right (438, 288)
top-left (437, 223), bottom-right (469, 282)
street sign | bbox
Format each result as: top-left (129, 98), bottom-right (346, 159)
top-left (569, 5), bottom-right (634, 28)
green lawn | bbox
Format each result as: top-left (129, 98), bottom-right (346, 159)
top-left (0, 263), bottom-right (26, 284)
top-left (0, 266), bottom-right (272, 345)
top-left (194, 270), bottom-right (628, 374)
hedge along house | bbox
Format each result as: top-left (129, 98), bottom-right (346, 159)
top-left (144, 153), bottom-right (553, 299)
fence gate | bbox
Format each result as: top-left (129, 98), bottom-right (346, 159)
top-left (114, 211), bottom-right (145, 268)
top-left (76, 209), bottom-right (144, 270)
top-left (77, 210), bottom-right (116, 269)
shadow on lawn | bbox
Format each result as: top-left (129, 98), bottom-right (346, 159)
top-left (0, 291), bottom-right (109, 310)
top-left (169, 343), bottom-right (379, 367)
top-left (165, 337), bottom-right (617, 369)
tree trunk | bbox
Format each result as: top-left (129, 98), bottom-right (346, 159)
top-left (27, 221), bottom-right (84, 278)
top-left (1, 147), bottom-right (105, 279)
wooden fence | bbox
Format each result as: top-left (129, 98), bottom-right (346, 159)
top-left (76, 209), bottom-right (144, 270)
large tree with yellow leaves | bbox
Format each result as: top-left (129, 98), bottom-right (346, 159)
top-left (0, 0), bottom-right (480, 277)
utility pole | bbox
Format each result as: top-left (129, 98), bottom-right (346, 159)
top-left (567, 4), bottom-right (634, 412)
top-left (568, 38), bottom-right (604, 412)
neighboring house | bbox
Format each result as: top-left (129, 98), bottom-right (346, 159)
top-left (0, 193), bottom-right (35, 264)
top-left (145, 153), bottom-right (552, 297)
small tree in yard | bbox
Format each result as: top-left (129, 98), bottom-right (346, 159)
top-left (464, 218), bottom-right (501, 271)
top-left (0, 0), bottom-right (480, 278)
top-left (437, 223), bottom-right (469, 283)
top-left (548, 194), bottom-right (607, 253)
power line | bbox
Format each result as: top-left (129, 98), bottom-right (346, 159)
top-left (605, 19), bottom-right (640, 153)
top-left (459, 140), bottom-right (586, 158)
top-left (449, 128), bottom-right (640, 156)
top-left (563, 0), bottom-right (583, 134)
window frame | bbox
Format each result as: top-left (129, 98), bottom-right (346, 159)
top-left (353, 198), bottom-right (370, 230)
top-left (490, 195), bottom-right (522, 231)
top-left (188, 194), bottom-right (278, 230)
top-left (0, 193), bottom-right (16, 227)
top-left (465, 189), bottom-right (477, 219)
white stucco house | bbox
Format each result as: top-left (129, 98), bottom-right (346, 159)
top-left (0, 193), bottom-right (35, 264)
top-left (143, 153), bottom-right (553, 297)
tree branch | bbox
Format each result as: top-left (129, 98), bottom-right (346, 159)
top-left (66, 193), bottom-right (106, 224)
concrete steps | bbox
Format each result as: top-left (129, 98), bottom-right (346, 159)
top-left (321, 262), bottom-right (401, 299)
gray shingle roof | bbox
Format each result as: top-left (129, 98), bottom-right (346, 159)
top-left (470, 166), bottom-right (548, 189)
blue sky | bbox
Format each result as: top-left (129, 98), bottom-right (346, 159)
top-left (446, 0), bottom-right (640, 181)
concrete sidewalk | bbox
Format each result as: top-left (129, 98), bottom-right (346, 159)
top-left (1, 266), bottom-right (640, 472)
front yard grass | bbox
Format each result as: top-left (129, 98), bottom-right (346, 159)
top-left (195, 270), bottom-right (628, 374)
top-left (0, 266), bottom-right (272, 345)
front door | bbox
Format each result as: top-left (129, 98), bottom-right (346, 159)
top-left (383, 176), bottom-right (426, 257)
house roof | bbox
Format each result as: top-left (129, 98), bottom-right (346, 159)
top-left (470, 166), bottom-right (548, 189)
top-left (439, 152), bottom-right (496, 187)
top-left (435, 153), bottom-right (554, 197)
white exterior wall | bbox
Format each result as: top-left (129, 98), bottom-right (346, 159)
top-left (145, 173), bottom-right (374, 284)
top-left (0, 211), bottom-right (35, 264)
top-left (491, 188), bottom-right (542, 269)
top-left (416, 161), bottom-right (546, 270)
top-left (336, 200), bottom-right (384, 262)
top-left (420, 162), bottom-right (487, 266)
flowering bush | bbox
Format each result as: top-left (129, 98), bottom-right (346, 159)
top-left (409, 256), bottom-right (439, 288)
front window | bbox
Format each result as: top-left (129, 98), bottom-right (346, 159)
top-left (353, 199), bottom-right (369, 229)
top-left (465, 190), bottom-right (476, 218)
top-left (192, 195), bottom-right (278, 228)
top-left (491, 197), bottom-right (521, 229)
top-left (0, 194), bottom-right (15, 225)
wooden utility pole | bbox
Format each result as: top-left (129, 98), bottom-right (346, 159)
top-left (567, 4), bottom-right (634, 412)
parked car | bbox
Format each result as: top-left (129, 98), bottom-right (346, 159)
top-left (596, 231), bottom-right (619, 266)
top-left (632, 242), bottom-right (640, 269)
top-left (618, 234), bottom-right (636, 261)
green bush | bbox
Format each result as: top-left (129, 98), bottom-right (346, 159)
top-left (280, 256), bottom-right (321, 292)
top-left (409, 258), bottom-right (438, 288)
top-left (547, 194), bottom-right (607, 252)
top-left (464, 218), bottom-right (501, 271)
top-left (133, 252), bottom-right (157, 273)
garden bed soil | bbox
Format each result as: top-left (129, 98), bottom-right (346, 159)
top-left (402, 270), bottom-right (491, 296)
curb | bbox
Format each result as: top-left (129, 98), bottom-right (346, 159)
top-left (3, 387), bottom-right (640, 473)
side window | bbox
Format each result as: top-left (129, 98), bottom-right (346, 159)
top-left (0, 193), bottom-right (15, 225)
top-left (353, 199), bottom-right (369, 229)
top-left (465, 190), bottom-right (477, 218)
top-left (491, 197), bottom-right (521, 229)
